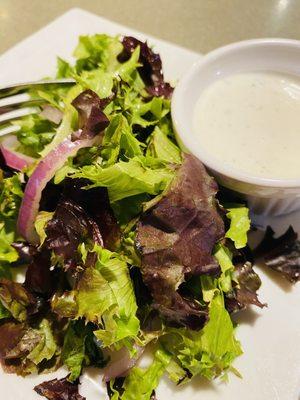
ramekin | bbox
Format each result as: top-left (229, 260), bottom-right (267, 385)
top-left (172, 38), bottom-right (300, 216)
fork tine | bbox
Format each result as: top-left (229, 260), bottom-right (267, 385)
top-left (0, 78), bottom-right (75, 98)
top-left (0, 124), bottom-right (20, 137)
top-left (0, 93), bottom-right (45, 115)
top-left (0, 107), bottom-right (40, 126)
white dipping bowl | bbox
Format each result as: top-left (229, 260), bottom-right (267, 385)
top-left (172, 38), bottom-right (300, 217)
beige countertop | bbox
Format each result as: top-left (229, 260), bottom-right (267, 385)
top-left (1, 0), bottom-right (300, 56)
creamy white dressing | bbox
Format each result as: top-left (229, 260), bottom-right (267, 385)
top-left (193, 71), bottom-right (300, 179)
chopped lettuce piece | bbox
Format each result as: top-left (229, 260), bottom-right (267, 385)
top-left (61, 320), bottom-right (86, 381)
top-left (101, 114), bottom-right (143, 166)
top-left (214, 244), bottom-right (234, 293)
top-left (146, 127), bottom-right (181, 164)
top-left (0, 174), bottom-right (23, 282)
top-left (225, 205), bottom-right (250, 249)
top-left (13, 114), bottom-right (56, 158)
top-left (57, 57), bottom-right (74, 79)
top-left (200, 292), bottom-right (242, 378)
top-left (75, 69), bottom-right (114, 99)
top-left (129, 95), bottom-right (170, 128)
top-left (73, 34), bottom-right (123, 73)
top-left (35, 211), bottom-right (53, 246)
top-left (0, 302), bottom-right (10, 320)
top-left (0, 279), bottom-right (36, 322)
top-left (72, 157), bottom-right (175, 203)
top-left (34, 376), bottom-right (85, 400)
top-left (161, 292), bottom-right (242, 383)
top-left (52, 246), bottom-right (139, 349)
top-left (115, 46), bottom-right (141, 83)
top-left (27, 319), bottom-right (57, 365)
top-left (110, 348), bottom-right (171, 400)
top-left (61, 320), bottom-right (106, 382)
top-left (0, 224), bottom-right (18, 264)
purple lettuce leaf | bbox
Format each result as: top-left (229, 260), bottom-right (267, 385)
top-left (136, 153), bottom-right (224, 329)
top-left (45, 198), bottom-right (103, 273)
top-left (254, 226), bottom-right (300, 283)
top-left (225, 261), bottom-right (266, 313)
top-left (63, 179), bottom-right (120, 251)
top-left (24, 251), bottom-right (58, 297)
top-left (121, 36), bottom-right (173, 98)
top-left (34, 376), bottom-right (85, 400)
top-left (71, 89), bottom-right (110, 140)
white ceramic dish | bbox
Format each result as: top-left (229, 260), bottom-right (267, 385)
top-left (0, 10), bottom-right (299, 400)
top-left (172, 38), bottom-right (300, 216)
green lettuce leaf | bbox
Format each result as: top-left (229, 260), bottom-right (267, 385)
top-left (146, 127), bottom-right (181, 164)
top-left (35, 211), bottom-right (53, 246)
top-left (0, 279), bottom-right (35, 322)
top-left (111, 348), bottom-right (171, 400)
top-left (0, 319), bottom-right (58, 375)
top-left (73, 34), bottom-right (123, 73)
top-left (0, 174), bottom-right (23, 270)
top-left (200, 292), bottom-right (242, 378)
top-left (0, 302), bottom-right (10, 320)
top-left (27, 319), bottom-right (57, 365)
top-left (161, 292), bottom-right (242, 383)
top-left (101, 114), bottom-right (143, 166)
top-left (57, 56), bottom-right (74, 79)
top-left (72, 157), bottom-right (175, 203)
top-left (52, 246), bottom-right (140, 349)
top-left (40, 85), bottom-right (82, 156)
top-left (115, 46), bottom-right (141, 84)
top-left (214, 244), bottom-right (234, 293)
top-left (225, 205), bottom-right (250, 249)
top-left (75, 69), bottom-right (114, 98)
top-left (62, 320), bottom-right (106, 381)
top-left (128, 94), bottom-right (170, 128)
top-left (62, 320), bottom-right (86, 381)
top-left (13, 114), bottom-right (56, 158)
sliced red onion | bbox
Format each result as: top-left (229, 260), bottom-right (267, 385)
top-left (17, 136), bottom-right (99, 244)
top-left (102, 345), bottom-right (143, 382)
top-left (0, 135), bottom-right (35, 171)
top-left (40, 105), bottom-right (63, 125)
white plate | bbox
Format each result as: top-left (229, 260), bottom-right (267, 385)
top-left (0, 8), bottom-right (299, 400)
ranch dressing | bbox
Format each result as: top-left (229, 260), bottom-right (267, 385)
top-left (193, 71), bottom-right (300, 179)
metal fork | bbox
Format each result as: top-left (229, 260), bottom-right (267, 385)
top-left (0, 78), bottom-right (75, 135)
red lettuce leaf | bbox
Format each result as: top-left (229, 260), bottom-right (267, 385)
top-left (24, 251), bottom-right (58, 297)
top-left (71, 89), bottom-right (110, 140)
top-left (11, 242), bottom-right (37, 264)
top-left (63, 179), bottom-right (120, 250)
top-left (121, 36), bottom-right (173, 98)
top-left (0, 321), bottom-right (42, 375)
top-left (254, 226), bottom-right (300, 283)
top-left (45, 198), bottom-right (103, 272)
top-left (34, 376), bottom-right (85, 400)
top-left (0, 321), bottom-right (26, 359)
top-left (136, 153), bottom-right (224, 329)
top-left (225, 262), bottom-right (266, 313)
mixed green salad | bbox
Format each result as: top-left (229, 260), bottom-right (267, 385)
top-left (0, 34), bottom-right (276, 400)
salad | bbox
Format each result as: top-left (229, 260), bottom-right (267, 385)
top-left (0, 34), bottom-right (298, 400)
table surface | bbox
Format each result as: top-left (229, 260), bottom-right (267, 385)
top-left (1, 0), bottom-right (300, 56)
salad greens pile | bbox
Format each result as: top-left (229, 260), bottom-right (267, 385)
top-left (0, 34), bottom-right (266, 400)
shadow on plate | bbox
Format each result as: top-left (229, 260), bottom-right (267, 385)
top-left (232, 306), bottom-right (262, 326)
top-left (161, 374), bottom-right (220, 394)
top-left (255, 261), bottom-right (293, 293)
